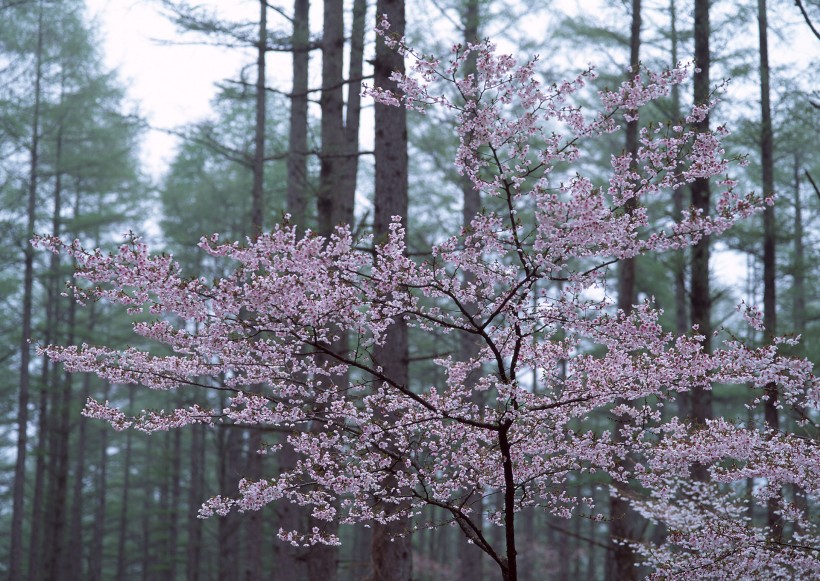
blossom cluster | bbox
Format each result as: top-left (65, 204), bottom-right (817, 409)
top-left (37, 28), bottom-right (818, 578)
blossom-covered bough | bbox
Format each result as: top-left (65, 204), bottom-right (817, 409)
top-left (38, 20), bottom-right (818, 581)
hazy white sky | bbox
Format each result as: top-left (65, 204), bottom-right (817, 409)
top-left (85, 0), bottom-right (258, 178)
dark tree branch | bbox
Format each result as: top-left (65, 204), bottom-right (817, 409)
top-left (795, 0), bottom-right (820, 40)
top-left (222, 74), bottom-right (373, 99)
top-left (805, 169), bottom-right (820, 203)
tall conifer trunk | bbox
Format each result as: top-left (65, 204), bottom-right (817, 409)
top-left (669, 0), bottom-right (689, 422)
top-left (277, 2), bottom-right (312, 577)
top-left (251, 0), bottom-right (267, 237)
top-left (757, 0), bottom-right (780, 541)
top-left (369, 1), bottom-right (412, 579)
top-left (89, 382), bottom-right (110, 581)
top-left (690, 0), bottom-right (713, 446)
top-left (286, 0), bottom-right (310, 230)
top-left (458, 1), bottom-right (484, 579)
top-left (245, 4), bottom-right (268, 577)
top-left (610, 2), bottom-right (641, 578)
top-left (9, 4), bottom-right (44, 578)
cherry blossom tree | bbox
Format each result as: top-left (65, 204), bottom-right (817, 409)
top-left (37, 22), bottom-right (818, 581)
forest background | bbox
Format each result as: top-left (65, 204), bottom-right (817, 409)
top-left (0, 0), bottom-right (818, 579)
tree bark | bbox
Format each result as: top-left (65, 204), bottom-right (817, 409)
top-left (610, 2), bottom-right (641, 577)
top-left (278, 3), bottom-right (312, 577)
top-left (318, 0), bottom-right (347, 234)
top-left (368, 1), bottom-right (412, 579)
top-left (251, 0), bottom-right (267, 237)
top-left (792, 155), bottom-right (804, 337)
top-left (286, 0), bottom-right (310, 230)
top-left (458, 2), bottom-right (485, 579)
top-left (141, 435), bottom-right (154, 581)
top-left (245, 6), bottom-right (269, 575)
top-left (757, 0), bottom-right (781, 541)
top-left (89, 382), bottom-right (111, 581)
top-left (29, 116), bottom-right (61, 581)
top-left (187, 424), bottom-right (205, 581)
top-left (340, 0), bottom-right (366, 224)
top-left (116, 387), bottom-right (136, 580)
top-left (68, 296), bottom-right (97, 580)
top-left (690, 0), bottom-right (713, 444)
top-left (9, 4), bottom-right (44, 578)
top-left (218, 413), bottom-right (243, 579)
top-left (168, 427), bottom-right (182, 580)
top-left (669, 0), bottom-right (690, 420)
top-left (44, 122), bottom-right (75, 581)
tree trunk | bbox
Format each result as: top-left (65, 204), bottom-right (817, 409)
top-left (218, 422), bottom-right (243, 579)
top-left (277, 3), bottom-right (312, 577)
top-left (245, 6), bottom-right (269, 575)
top-left (141, 435), bottom-right (154, 581)
top-left (286, 0), bottom-right (310, 230)
top-left (757, 0), bottom-right (781, 541)
top-left (68, 352), bottom-right (95, 579)
top-left (669, 0), bottom-right (689, 419)
top-left (368, 2), bottom-right (412, 579)
top-left (610, 2), bottom-right (641, 577)
top-left (168, 427), bottom-right (182, 580)
top-left (9, 4), bottom-right (44, 578)
top-left (89, 382), bottom-right (111, 581)
top-left (690, 0), bottom-right (713, 443)
top-left (44, 124), bottom-right (76, 581)
top-left (251, 0), bottom-right (267, 237)
top-left (116, 387), bottom-right (136, 579)
top-left (791, 155), bottom-right (805, 336)
top-left (341, 0), bottom-right (366, 223)
top-left (29, 122), bottom-right (62, 581)
top-left (318, 0), bottom-right (347, 234)
top-left (187, 424), bottom-right (205, 581)
top-left (458, 2), bottom-right (485, 579)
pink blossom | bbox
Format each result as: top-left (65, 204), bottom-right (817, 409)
top-left (37, 28), bottom-right (818, 579)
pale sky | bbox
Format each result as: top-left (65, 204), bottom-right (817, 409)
top-left (85, 0), bottom-right (259, 178)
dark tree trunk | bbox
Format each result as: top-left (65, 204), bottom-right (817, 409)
top-left (187, 424), bottom-right (205, 581)
top-left (274, 441), bottom-right (304, 581)
top-left (251, 0), bottom-right (267, 237)
top-left (116, 387), bottom-right (136, 579)
top-left (499, 427), bottom-right (518, 581)
top-left (168, 427), bottom-right (182, 580)
top-left (341, 0), bottom-right (366, 221)
top-left (669, 0), bottom-right (689, 419)
top-left (318, 0), bottom-right (347, 234)
top-left (368, 1), bottom-right (412, 580)
top-left (141, 436), bottom-right (154, 581)
top-left (458, 2), bottom-right (485, 579)
top-left (277, 4), bottom-right (312, 577)
top-left (89, 382), bottom-right (111, 581)
top-left (9, 5), bottom-right (44, 578)
top-left (67, 374), bottom-right (91, 580)
top-left (690, 0), bottom-right (713, 444)
top-left (610, 2), bottom-right (641, 577)
top-left (286, 0), bottom-right (310, 230)
top-left (158, 434), bottom-right (172, 578)
top-left (245, 7), bottom-right (268, 574)
top-left (218, 422), bottom-right (243, 579)
top-left (792, 155), bottom-right (804, 337)
top-left (29, 120), bottom-right (61, 581)
top-left (44, 126), bottom-right (76, 581)
top-left (757, 0), bottom-right (780, 541)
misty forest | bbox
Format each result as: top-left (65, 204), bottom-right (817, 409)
top-left (1, 0), bottom-right (819, 579)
